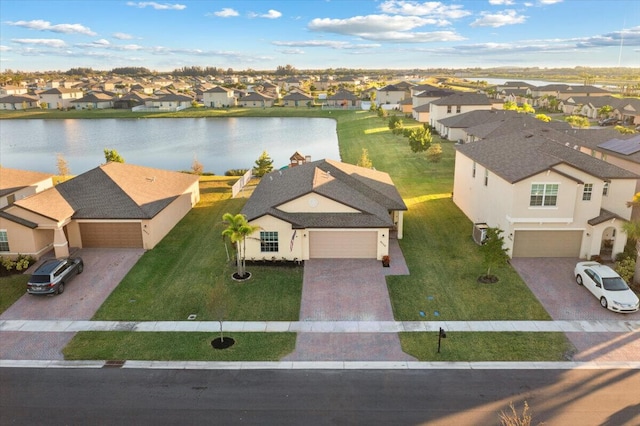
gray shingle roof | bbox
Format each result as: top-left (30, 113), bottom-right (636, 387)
top-left (438, 109), bottom-right (519, 128)
top-left (456, 128), bottom-right (639, 184)
top-left (241, 159), bottom-right (406, 229)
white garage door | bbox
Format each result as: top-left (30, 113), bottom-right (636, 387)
top-left (512, 230), bottom-right (582, 257)
top-left (309, 231), bottom-right (378, 259)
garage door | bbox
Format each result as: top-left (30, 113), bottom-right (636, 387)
top-left (309, 231), bottom-right (377, 259)
top-left (512, 230), bottom-right (582, 257)
top-left (80, 222), bottom-right (143, 248)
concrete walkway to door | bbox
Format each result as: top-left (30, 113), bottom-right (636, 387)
top-left (283, 240), bottom-right (415, 362)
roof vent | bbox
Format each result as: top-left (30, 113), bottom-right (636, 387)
top-left (146, 176), bottom-right (156, 182)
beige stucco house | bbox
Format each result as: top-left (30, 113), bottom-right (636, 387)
top-left (0, 163), bottom-right (200, 259)
top-left (281, 90), bottom-right (314, 107)
top-left (453, 128), bottom-right (638, 259)
top-left (0, 94), bottom-right (41, 110)
top-left (241, 159), bottom-right (406, 261)
top-left (238, 91), bottom-right (275, 108)
top-left (39, 87), bottom-right (84, 109)
top-left (429, 93), bottom-right (493, 135)
top-left (0, 168), bottom-right (53, 209)
top-left (203, 86), bottom-right (237, 108)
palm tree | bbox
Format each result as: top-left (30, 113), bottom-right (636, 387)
top-left (623, 193), bottom-right (640, 285)
top-left (221, 213), bottom-right (260, 279)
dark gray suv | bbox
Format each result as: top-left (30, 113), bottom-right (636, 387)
top-left (27, 257), bottom-right (84, 295)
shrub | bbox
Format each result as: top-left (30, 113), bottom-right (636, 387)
top-left (225, 169), bottom-right (249, 176)
top-left (614, 257), bottom-right (635, 284)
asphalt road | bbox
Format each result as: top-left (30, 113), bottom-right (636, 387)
top-left (1, 368), bottom-right (639, 425)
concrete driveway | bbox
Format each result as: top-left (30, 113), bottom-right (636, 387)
top-left (510, 257), bottom-right (640, 362)
top-left (0, 248), bottom-right (144, 360)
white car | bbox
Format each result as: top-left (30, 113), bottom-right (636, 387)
top-left (574, 261), bottom-right (639, 313)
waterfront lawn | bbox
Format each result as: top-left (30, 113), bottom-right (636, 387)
top-left (64, 332), bottom-right (296, 361)
top-left (92, 176), bottom-right (302, 321)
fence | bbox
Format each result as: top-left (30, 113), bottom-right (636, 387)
top-left (232, 168), bottom-right (253, 198)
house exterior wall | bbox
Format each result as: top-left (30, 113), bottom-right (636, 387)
top-left (278, 193), bottom-right (359, 213)
top-left (376, 90), bottom-right (405, 105)
top-left (0, 219), bottom-right (53, 259)
top-left (142, 192), bottom-right (196, 249)
top-left (0, 100), bottom-right (39, 110)
top-left (431, 104), bottom-right (492, 135)
top-left (40, 91), bottom-right (82, 109)
top-left (203, 91), bottom-right (236, 108)
top-left (245, 215), bottom-right (302, 261)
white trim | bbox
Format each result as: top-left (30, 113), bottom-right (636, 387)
top-left (74, 219), bottom-right (142, 223)
top-left (506, 215), bottom-right (574, 224)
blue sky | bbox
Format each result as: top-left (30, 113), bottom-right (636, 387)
top-left (1, 0), bottom-right (639, 72)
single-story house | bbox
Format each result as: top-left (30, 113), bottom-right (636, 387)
top-left (238, 91), bottom-right (275, 108)
top-left (0, 162), bottom-right (200, 259)
top-left (281, 91), bottom-right (314, 107)
top-left (325, 89), bottom-right (361, 109)
top-left (453, 128), bottom-right (638, 259)
top-left (0, 94), bottom-right (41, 110)
top-left (71, 92), bottom-right (114, 109)
top-left (240, 159), bottom-right (407, 261)
top-left (0, 168), bottom-right (53, 209)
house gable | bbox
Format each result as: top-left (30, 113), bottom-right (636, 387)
top-left (278, 192), bottom-right (360, 214)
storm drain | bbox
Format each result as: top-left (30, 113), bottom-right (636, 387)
top-left (102, 360), bottom-right (126, 368)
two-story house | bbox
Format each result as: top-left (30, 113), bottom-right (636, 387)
top-left (453, 128), bottom-right (638, 259)
top-left (203, 85), bottom-right (237, 108)
top-left (39, 87), bottom-right (84, 109)
top-left (429, 93), bottom-right (493, 137)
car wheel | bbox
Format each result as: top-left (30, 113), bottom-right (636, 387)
top-left (57, 283), bottom-right (64, 295)
top-left (600, 297), bottom-right (607, 309)
top-left (78, 263), bottom-right (84, 274)
top-left (576, 275), bottom-right (583, 286)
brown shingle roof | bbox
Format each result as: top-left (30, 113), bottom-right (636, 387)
top-left (0, 168), bottom-right (52, 198)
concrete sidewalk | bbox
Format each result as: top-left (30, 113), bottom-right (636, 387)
top-left (2, 319), bottom-right (639, 333)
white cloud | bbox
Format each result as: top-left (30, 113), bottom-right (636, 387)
top-left (489, 0), bottom-right (515, 5)
top-left (5, 19), bottom-right (96, 36)
top-left (470, 10), bottom-right (527, 27)
top-left (126, 2), bottom-right (186, 10)
top-left (539, 0), bottom-right (563, 4)
top-left (212, 8), bottom-right (239, 17)
top-left (378, 1), bottom-right (471, 19)
top-left (11, 38), bottom-right (67, 48)
top-left (75, 40), bottom-right (144, 51)
top-left (272, 40), bottom-right (381, 50)
top-left (113, 32), bottom-right (134, 40)
top-left (249, 9), bottom-right (282, 19)
top-left (0, 45), bottom-right (11, 52)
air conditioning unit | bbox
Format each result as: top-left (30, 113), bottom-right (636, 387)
top-left (473, 223), bottom-right (488, 245)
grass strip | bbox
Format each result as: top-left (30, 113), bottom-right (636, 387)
top-left (63, 331), bottom-right (296, 361)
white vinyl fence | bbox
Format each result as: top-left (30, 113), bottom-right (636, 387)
top-left (232, 169), bottom-right (253, 198)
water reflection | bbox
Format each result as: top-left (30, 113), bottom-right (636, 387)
top-left (0, 117), bottom-right (339, 175)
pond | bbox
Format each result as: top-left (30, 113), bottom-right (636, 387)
top-left (0, 117), bottom-right (340, 175)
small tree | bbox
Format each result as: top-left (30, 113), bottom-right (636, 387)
top-left (621, 220), bottom-right (640, 286)
top-left (518, 103), bottom-right (535, 114)
top-left (564, 115), bottom-right (590, 128)
top-left (535, 114), bottom-right (551, 122)
top-left (208, 272), bottom-right (229, 343)
top-left (56, 153), bottom-right (70, 179)
top-left (426, 143), bottom-right (443, 163)
top-left (221, 213), bottom-right (260, 279)
top-left (597, 105), bottom-right (613, 118)
top-left (104, 148), bottom-right (124, 163)
top-left (191, 156), bottom-right (204, 175)
top-left (253, 150), bottom-right (274, 177)
top-left (388, 115), bottom-right (403, 135)
top-left (504, 101), bottom-right (518, 111)
top-left (408, 125), bottom-right (432, 153)
top-left (357, 148), bottom-right (373, 169)
top-left (479, 227), bottom-right (509, 281)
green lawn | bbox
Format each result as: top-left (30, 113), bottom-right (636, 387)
top-left (63, 331), bottom-right (296, 361)
top-left (92, 176), bottom-right (302, 321)
top-left (0, 107), bottom-right (572, 361)
top-left (0, 274), bottom-right (29, 312)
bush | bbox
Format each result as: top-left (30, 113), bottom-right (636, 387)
top-left (225, 169), bottom-right (249, 176)
top-left (614, 257), bottom-right (635, 284)
top-left (0, 254), bottom-right (35, 276)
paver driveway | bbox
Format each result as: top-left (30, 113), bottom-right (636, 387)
top-left (284, 244), bottom-right (415, 362)
top-left (0, 248), bottom-right (144, 360)
top-left (510, 257), bottom-right (640, 362)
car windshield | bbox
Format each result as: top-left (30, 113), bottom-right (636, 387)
top-left (29, 275), bottom-right (51, 284)
top-left (602, 277), bottom-right (629, 291)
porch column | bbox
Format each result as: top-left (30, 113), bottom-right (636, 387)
top-left (396, 210), bottom-right (404, 240)
top-left (53, 227), bottom-right (69, 258)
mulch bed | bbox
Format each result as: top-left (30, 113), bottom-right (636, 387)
top-left (211, 337), bottom-right (235, 349)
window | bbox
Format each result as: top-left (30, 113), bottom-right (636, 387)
top-left (582, 183), bottom-right (593, 201)
top-left (447, 105), bottom-right (452, 113)
top-left (472, 161), bottom-right (476, 178)
top-left (456, 105), bottom-right (461, 113)
top-left (0, 230), bottom-right (9, 252)
top-left (260, 231), bottom-right (279, 252)
top-left (603, 182), bottom-right (609, 196)
top-left (484, 169), bottom-right (489, 186)
top-left (530, 183), bottom-right (558, 207)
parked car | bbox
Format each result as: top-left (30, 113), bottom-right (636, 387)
top-left (574, 261), bottom-right (639, 313)
top-left (27, 257), bottom-right (84, 295)
top-left (598, 118), bottom-right (620, 127)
